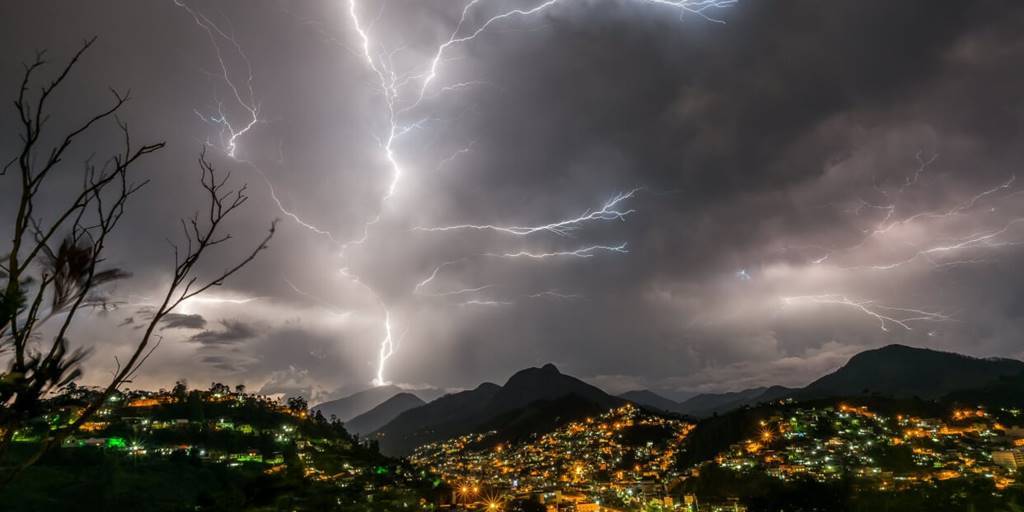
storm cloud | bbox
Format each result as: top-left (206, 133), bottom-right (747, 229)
top-left (160, 313), bottom-right (208, 330)
top-left (2, 0), bottom-right (1023, 400)
top-left (189, 320), bottom-right (259, 345)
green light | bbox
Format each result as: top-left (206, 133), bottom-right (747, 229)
top-left (107, 437), bottom-right (127, 449)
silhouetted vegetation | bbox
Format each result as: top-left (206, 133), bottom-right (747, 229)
top-left (0, 384), bottom-right (439, 511)
top-left (0, 39), bottom-right (275, 482)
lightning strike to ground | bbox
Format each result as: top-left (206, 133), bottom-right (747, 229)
top-left (183, 0), bottom-right (734, 387)
top-left (347, 0), bottom-right (730, 385)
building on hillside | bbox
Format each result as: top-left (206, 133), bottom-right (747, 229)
top-left (992, 450), bottom-right (1024, 471)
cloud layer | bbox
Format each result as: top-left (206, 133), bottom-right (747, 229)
top-left (2, 0), bottom-right (1023, 400)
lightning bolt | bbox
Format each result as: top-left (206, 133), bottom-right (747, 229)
top-left (781, 295), bottom-right (949, 332)
top-left (808, 150), bottom-right (1020, 270)
top-left (435, 140), bottom-right (478, 172)
top-left (414, 243), bottom-right (627, 298)
top-left (344, 0), bottom-right (735, 384)
top-left (410, 0), bottom-right (735, 110)
top-left (460, 299), bottom-right (515, 307)
top-left (486, 243), bottom-right (630, 259)
top-left (374, 309), bottom-right (395, 386)
top-left (414, 189), bottom-right (641, 237)
top-left (419, 285), bottom-right (495, 298)
top-left (181, 0), bottom-right (734, 387)
top-left (174, 0), bottom-right (259, 159)
top-left (175, 1), bottom-right (340, 243)
top-left (525, 290), bottom-right (584, 300)
top-left (174, 0), bottom-right (397, 383)
top-left (418, 285), bottom-right (584, 306)
top-left (865, 216), bottom-right (1024, 271)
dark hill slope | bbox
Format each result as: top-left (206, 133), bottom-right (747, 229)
top-left (374, 364), bottom-right (623, 455)
top-left (345, 393), bottom-right (425, 436)
top-left (798, 344), bottom-right (1024, 400)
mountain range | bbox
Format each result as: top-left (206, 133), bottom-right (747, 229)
top-left (343, 392), bottom-right (426, 436)
top-left (620, 344), bottom-right (1024, 417)
top-left (312, 385), bottom-right (440, 423)
top-left (316, 344), bottom-right (1024, 456)
top-left (372, 363), bottom-right (624, 455)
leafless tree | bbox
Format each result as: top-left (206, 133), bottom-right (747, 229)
top-left (0, 38), bottom-right (276, 482)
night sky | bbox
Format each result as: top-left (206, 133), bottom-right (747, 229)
top-left (3, 0), bottom-right (1023, 403)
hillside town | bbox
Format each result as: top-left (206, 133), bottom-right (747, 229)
top-left (709, 403), bottom-right (1024, 491)
top-left (409, 401), bottom-right (1024, 511)
top-left (411, 404), bottom-right (695, 510)
top-left (5, 384), bottom-right (437, 510)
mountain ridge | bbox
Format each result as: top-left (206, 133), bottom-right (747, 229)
top-left (344, 392), bottom-right (426, 436)
top-left (370, 344), bottom-right (1024, 454)
top-left (372, 364), bottom-right (624, 455)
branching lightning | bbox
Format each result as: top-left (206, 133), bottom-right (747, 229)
top-left (175, 0), bottom-right (341, 244)
top-left (174, 0), bottom-right (259, 159)
top-left (179, 0), bottom-right (734, 387)
top-left (781, 155), bottom-right (1021, 336)
top-left (526, 290), bottom-right (584, 300)
top-left (865, 216), bottom-right (1024, 271)
top-left (781, 295), bottom-right (949, 332)
top-left (420, 285), bottom-right (495, 298)
top-left (170, 1), bottom-right (1024, 388)
top-left (809, 151), bottom-right (1021, 271)
top-left (486, 243), bottom-right (629, 259)
top-left (435, 140), bottom-right (478, 172)
top-left (343, 0), bottom-right (734, 385)
top-left (460, 299), bottom-right (516, 307)
top-left (414, 189), bottom-right (641, 237)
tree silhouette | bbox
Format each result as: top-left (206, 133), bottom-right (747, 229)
top-left (0, 37), bottom-right (276, 483)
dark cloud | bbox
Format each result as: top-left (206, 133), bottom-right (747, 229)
top-left (3, 0), bottom-right (1024, 398)
top-left (159, 313), bottom-right (207, 330)
top-left (200, 355), bottom-right (243, 373)
top-left (189, 320), bottom-right (257, 346)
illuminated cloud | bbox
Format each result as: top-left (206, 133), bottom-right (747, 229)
top-left (3, 1), bottom-right (1024, 398)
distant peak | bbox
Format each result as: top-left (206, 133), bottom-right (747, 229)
top-left (503, 363), bottom-right (564, 386)
top-left (391, 392), bottom-right (420, 400)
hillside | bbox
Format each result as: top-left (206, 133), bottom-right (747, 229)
top-left (672, 386), bottom-right (793, 418)
top-left (798, 344), bottom-right (1024, 400)
top-left (313, 385), bottom-right (406, 422)
top-left (344, 392), bottom-right (426, 436)
top-left (373, 364), bottom-right (623, 455)
top-left (620, 389), bottom-right (684, 413)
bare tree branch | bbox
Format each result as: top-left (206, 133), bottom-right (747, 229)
top-left (0, 38), bottom-right (275, 484)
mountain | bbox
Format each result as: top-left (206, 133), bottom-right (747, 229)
top-left (942, 373), bottom-right (1024, 408)
top-left (371, 382), bottom-right (501, 455)
top-left (619, 389), bottom-right (683, 413)
top-left (677, 385), bottom-right (794, 418)
top-left (656, 389), bottom-right (699, 403)
top-left (470, 394), bottom-right (612, 448)
top-left (676, 345), bottom-right (1024, 418)
top-left (798, 344), bottom-right (1024, 400)
top-left (344, 393), bottom-right (426, 436)
top-left (313, 385), bottom-right (406, 422)
top-left (373, 364), bottom-right (624, 455)
top-left (408, 387), bottom-right (446, 403)
top-left (369, 346), bottom-right (1024, 454)
top-left (486, 364), bottom-right (622, 413)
